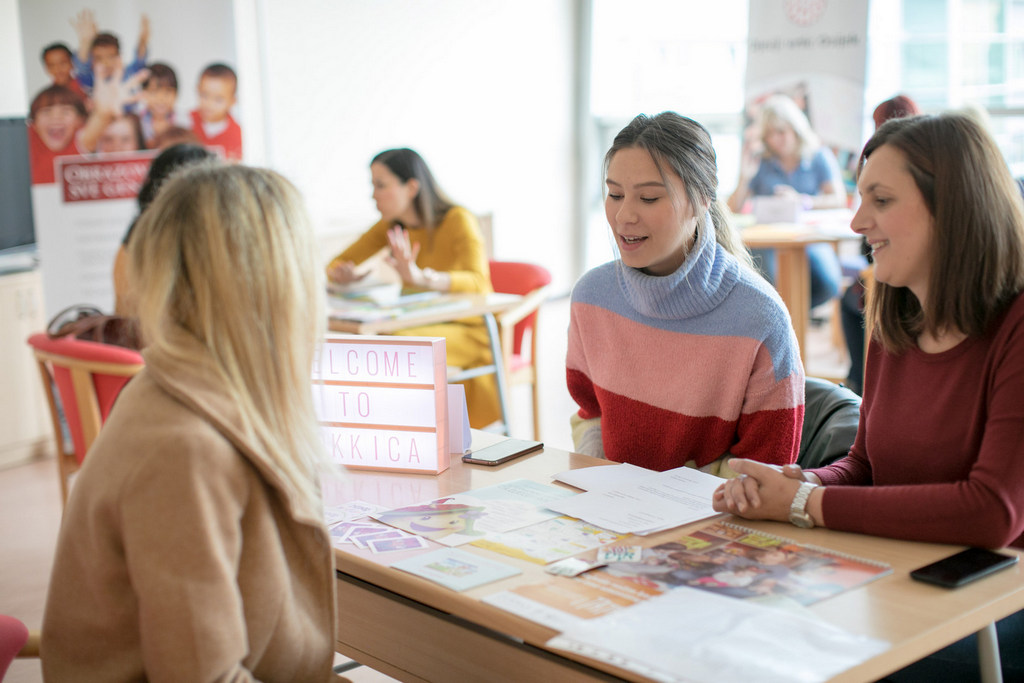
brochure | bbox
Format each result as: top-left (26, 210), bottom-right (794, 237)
top-left (391, 547), bottom-right (522, 591)
top-left (484, 564), bottom-right (665, 632)
top-left (372, 479), bottom-right (576, 546)
top-left (328, 520), bottom-right (429, 554)
top-left (484, 521), bottom-right (892, 631)
top-left (470, 515), bottom-right (629, 565)
top-left (602, 521), bottom-right (893, 606)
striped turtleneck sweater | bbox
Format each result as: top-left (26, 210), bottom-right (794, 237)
top-left (566, 216), bottom-right (805, 471)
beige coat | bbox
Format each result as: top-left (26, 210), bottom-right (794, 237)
top-left (42, 330), bottom-right (337, 682)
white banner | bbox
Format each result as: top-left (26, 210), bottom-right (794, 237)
top-left (746, 0), bottom-right (869, 153)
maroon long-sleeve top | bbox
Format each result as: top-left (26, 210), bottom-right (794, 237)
top-left (813, 292), bottom-right (1024, 549)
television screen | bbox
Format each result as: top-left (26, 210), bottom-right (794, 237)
top-left (0, 117), bottom-right (36, 255)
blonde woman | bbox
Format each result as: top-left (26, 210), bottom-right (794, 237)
top-left (728, 94), bottom-right (846, 213)
top-left (42, 164), bottom-right (339, 681)
top-left (728, 94), bottom-right (846, 309)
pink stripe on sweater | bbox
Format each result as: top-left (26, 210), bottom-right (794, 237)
top-left (567, 304), bottom-right (801, 418)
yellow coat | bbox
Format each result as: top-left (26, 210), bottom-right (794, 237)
top-left (327, 206), bottom-right (500, 428)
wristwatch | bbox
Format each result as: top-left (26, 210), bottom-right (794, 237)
top-left (788, 481), bottom-right (819, 528)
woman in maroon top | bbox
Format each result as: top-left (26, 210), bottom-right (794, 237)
top-left (715, 112), bottom-right (1024, 681)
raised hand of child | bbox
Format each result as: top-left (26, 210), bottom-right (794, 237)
top-left (137, 14), bottom-right (150, 57)
top-left (91, 65), bottom-right (124, 115)
top-left (121, 67), bottom-right (150, 106)
top-left (93, 65), bottom-right (150, 112)
top-left (70, 9), bottom-right (98, 62)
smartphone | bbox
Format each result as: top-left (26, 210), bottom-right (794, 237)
top-left (910, 548), bottom-right (1019, 588)
top-left (461, 439), bottom-right (544, 466)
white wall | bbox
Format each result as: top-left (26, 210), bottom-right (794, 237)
top-left (0, 0), bottom-right (28, 116)
top-left (256, 0), bottom-right (579, 293)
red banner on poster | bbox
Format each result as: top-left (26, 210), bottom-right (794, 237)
top-left (59, 155), bottom-right (153, 203)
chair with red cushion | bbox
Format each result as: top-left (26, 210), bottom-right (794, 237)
top-left (0, 614), bottom-right (35, 681)
top-left (26, 333), bottom-right (144, 505)
top-left (488, 261), bottom-right (552, 440)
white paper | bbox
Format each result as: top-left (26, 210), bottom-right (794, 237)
top-left (323, 499), bottom-right (387, 525)
top-left (545, 466), bottom-right (724, 535)
top-left (752, 194), bottom-right (803, 224)
top-left (553, 463), bottom-right (657, 491)
top-left (547, 588), bottom-right (889, 683)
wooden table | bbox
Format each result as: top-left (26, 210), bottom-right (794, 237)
top-left (741, 218), bottom-right (861, 365)
top-left (326, 436), bottom-right (1024, 682)
top-left (328, 292), bottom-right (520, 436)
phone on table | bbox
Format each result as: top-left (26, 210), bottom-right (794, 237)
top-left (461, 439), bottom-right (544, 466)
top-left (910, 548), bottom-right (1019, 588)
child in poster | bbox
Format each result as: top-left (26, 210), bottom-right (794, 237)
top-left (138, 63), bottom-right (180, 148)
top-left (40, 42), bottom-right (88, 101)
top-left (27, 85), bottom-right (88, 184)
top-left (188, 62), bottom-right (243, 160)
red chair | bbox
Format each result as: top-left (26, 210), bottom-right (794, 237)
top-left (488, 261), bottom-right (552, 440)
top-left (0, 614), bottom-right (32, 680)
top-left (27, 333), bottom-right (144, 505)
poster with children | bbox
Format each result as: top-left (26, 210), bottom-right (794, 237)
top-left (17, 1), bottom-right (241, 317)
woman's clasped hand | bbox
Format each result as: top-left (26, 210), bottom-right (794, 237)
top-left (712, 459), bottom-right (819, 520)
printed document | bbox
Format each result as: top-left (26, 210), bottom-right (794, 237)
top-left (546, 466), bottom-right (724, 534)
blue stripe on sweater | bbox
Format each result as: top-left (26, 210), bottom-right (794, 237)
top-left (571, 258), bottom-right (800, 382)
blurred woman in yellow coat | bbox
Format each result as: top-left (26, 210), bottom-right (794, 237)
top-left (327, 148), bottom-right (499, 428)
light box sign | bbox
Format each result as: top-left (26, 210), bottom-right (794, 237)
top-left (313, 335), bottom-right (450, 474)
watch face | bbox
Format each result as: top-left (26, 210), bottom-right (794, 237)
top-left (790, 512), bottom-right (814, 529)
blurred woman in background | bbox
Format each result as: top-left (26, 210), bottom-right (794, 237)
top-left (326, 148), bottom-right (499, 428)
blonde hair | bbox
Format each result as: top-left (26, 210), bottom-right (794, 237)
top-left (759, 94), bottom-right (820, 160)
top-left (128, 163), bottom-right (329, 508)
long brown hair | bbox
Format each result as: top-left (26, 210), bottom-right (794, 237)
top-left (373, 148), bottom-right (455, 230)
top-left (861, 113), bottom-right (1024, 352)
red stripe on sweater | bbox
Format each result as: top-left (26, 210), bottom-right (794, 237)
top-left (569, 368), bottom-right (801, 470)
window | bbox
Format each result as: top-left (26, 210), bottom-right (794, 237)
top-left (872, 0), bottom-right (1024, 175)
top-left (586, 0), bottom-right (748, 270)
top-left (582, 0), bottom-right (1024, 272)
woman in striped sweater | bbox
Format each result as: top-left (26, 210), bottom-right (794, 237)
top-left (567, 112), bottom-right (804, 475)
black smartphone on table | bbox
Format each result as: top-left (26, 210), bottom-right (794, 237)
top-left (461, 439), bottom-right (544, 466)
top-left (910, 548), bottom-right (1019, 588)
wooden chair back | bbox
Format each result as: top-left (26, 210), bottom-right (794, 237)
top-left (26, 333), bottom-right (144, 504)
top-left (488, 261), bottom-right (552, 440)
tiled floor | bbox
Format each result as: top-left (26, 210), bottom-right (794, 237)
top-left (0, 294), bottom-right (847, 683)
